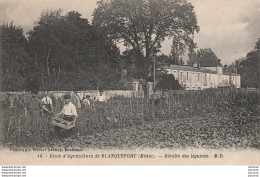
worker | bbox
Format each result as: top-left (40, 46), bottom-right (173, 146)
top-left (24, 90), bottom-right (44, 137)
top-left (82, 94), bottom-right (91, 107)
top-left (161, 89), bottom-right (169, 108)
top-left (70, 90), bottom-right (81, 116)
top-left (152, 89), bottom-right (162, 107)
top-left (55, 94), bottom-right (78, 137)
top-left (94, 90), bottom-right (107, 102)
top-left (41, 91), bottom-right (53, 115)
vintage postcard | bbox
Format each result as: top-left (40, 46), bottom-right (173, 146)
top-left (0, 0), bottom-right (259, 165)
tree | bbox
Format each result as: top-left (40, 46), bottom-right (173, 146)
top-left (93, 0), bottom-right (199, 78)
top-left (156, 54), bottom-right (171, 66)
top-left (228, 57), bottom-right (244, 74)
top-left (237, 39), bottom-right (260, 88)
top-left (187, 44), bottom-right (196, 66)
top-left (169, 36), bottom-right (186, 65)
top-left (1, 23), bottom-right (32, 91)
top-left (187, 48), bottom-right (222, 67)
top-left (28, 10), bottom-right (121, 90)
top-left (156, 73), bottom-right (183, 90)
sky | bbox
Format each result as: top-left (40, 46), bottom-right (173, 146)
top-left (0, 0), bottom-right (260, 65)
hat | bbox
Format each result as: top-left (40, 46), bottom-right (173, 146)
top-left (63, 94), bottom-right (70, 99)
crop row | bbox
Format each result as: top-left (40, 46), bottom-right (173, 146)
top-left (1, 88), bottom-right (259, 147)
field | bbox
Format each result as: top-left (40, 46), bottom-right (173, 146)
top-left (1, 88), bottom-right (260, 149)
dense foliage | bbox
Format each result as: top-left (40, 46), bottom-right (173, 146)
top-left (1, 10), bottom-right (121, 91)
top-left (187, 48), bottom-right (222, 67)
top-left (27, 10), bottom-right (121, 91)
top-left (1, 23), bottom-right (32, 91)
top-left (238, 39), bottom-right (260, 88)
top-left (156, 73), bottom-right (183, 90)
top-left (228, 39), bottom-right (260, 88)
top-left (1, 4), bottom-right (258, 90)
top-left (93, 0), bottom-right (199, 79)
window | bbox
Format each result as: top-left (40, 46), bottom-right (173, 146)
top-left (198, 74), bottom-right (200, 81)
top-left (187, 73), bottom-right (189, 81)
top-left (180, 72), bottom-right (183, 82)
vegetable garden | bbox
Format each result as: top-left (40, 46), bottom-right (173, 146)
top-left (1, 88), bottom-right (259, 149)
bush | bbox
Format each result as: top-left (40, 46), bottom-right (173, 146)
top-left (156, 73), bottom-right (183, 90)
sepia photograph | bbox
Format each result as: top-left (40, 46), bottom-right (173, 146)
top-left (0, 0), bottom-right (259, 166)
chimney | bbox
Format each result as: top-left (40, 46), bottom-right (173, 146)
top-left (193, 62), bottom-right (197, 68)
top-left (223, 65), bottom-right (228, 73)
top-left (197, 63), bottom-right (200, 69)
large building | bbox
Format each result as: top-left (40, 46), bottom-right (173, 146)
top-left (165, 64), bottom-right (241, 90)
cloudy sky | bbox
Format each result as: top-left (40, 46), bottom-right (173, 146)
top-left (0, 0), bottom-right (259, 65)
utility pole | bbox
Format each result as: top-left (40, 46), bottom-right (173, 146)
top-left (153, 56), bottom-right (156, 90)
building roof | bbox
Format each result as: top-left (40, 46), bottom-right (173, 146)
top-left (201, 68), bottom-right (218, 74)
top-left (165, 65), bottom-right (217, 74)
top-left (223, 72), bottom-right (240, 76)
top-left (200, 62), bottom-right (223, 67)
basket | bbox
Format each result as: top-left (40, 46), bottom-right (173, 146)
top-left (51, 116), bottom-right (76, 130)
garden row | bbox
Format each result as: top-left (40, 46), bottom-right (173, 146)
top-left (1, 88), bottom-right (259, 148)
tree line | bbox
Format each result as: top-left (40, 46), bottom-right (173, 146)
top-left (228, 39), bottom-right (260, 88)
top-left (1, 10), bottom-right (121, 91)
top-left (1, 0), bottom-right (258, 91)
top-left (1, 0), bottom-right (199, 91)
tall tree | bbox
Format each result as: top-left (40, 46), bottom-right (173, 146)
top-left (237, 39), bottom-right (260, 88)
top-left (187, 45), bottom-right (196, 66)
top-left (93, 0), bottom-right (199, 78)
top-left (169, 37), bottom-right (185, 65)
top-left (187, 48), bottom-right (222, 67)
top-left (28, 10), bottom-right (120, 90)
top-left (228, 57), bottom-right (244, 74)
top-left (1, 23), bottom-right (32, 91)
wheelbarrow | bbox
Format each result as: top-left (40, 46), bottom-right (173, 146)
top-left (51, 115), bottom-right (77, 130)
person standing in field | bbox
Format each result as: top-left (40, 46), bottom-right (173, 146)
top-left (41, 91), bottom-right (53, 115)
top-left (24, 90), bottom-right (44, 137)
top-left (93, 90), bottom-right (107, 124)
top-left (141, 78), bottom-right (148, 98)
top-left (161, 89), bottom-right (169, 108)
top-left (82, 93), bottom-right (92, 119)
top-left (152, 89), bottom-right (162, 107)
top-left (94, 90), bottom-right (107, 103)
top-left (41, 91), bottom-right (54, 141)
top-left (70, 90), bottom-right (81, 116)
top-left (82, 94), bottom-right (91, 107)
top-left (70, 91), bottom-right (81, 135)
